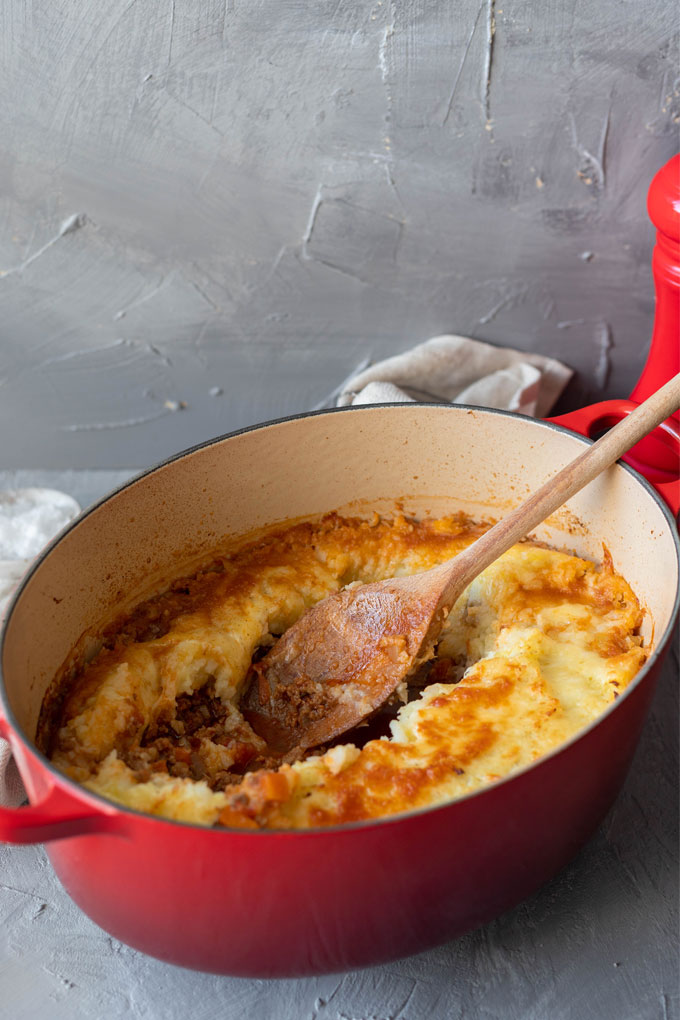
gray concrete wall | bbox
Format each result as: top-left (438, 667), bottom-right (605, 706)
top-left (0, 0), bottom-right (678, 468)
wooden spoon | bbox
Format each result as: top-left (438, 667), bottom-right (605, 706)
top-left (241, 375), bottom-right (680, 755)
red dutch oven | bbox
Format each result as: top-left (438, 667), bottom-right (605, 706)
top-left (0, 159), bottom-right (678, 978)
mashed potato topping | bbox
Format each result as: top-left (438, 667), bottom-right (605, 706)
top-left (46, 512), bottom-right (647, 828)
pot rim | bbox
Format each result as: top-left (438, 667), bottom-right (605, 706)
top-left (2, 401), bottom-right (679, 836)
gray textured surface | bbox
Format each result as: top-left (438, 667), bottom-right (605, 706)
top-left (0, 469), bottom-right (678, 1020)
top-left (0, 1), bottom-right (678, 468)
top-left (1, 2), bottom-right (679, 1014)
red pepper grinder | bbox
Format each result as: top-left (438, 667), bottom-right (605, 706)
top-left (549, 154), bottom-right (680, 516)
top-left (625, 154), bottom-right (680, 487)
top-left (633, 153), bottom-right (680, 417)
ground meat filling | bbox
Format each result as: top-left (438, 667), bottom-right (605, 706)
top-left (115, 651), bottom-right (452, 789)
top-left (118, 680), bottom-right (263, 790)
top-left (265, 670), bottom-right (338, 732)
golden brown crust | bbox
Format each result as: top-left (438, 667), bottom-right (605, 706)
top-left (45, 512), bottom-right (647, 829)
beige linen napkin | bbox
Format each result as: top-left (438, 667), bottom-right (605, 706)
top-left (0, 489), bottom-right (80, 807)
top-left (336, 335), bottom-right (572, 417)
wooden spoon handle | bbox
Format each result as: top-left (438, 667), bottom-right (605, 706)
top-left (440, 373), bottom-right (680, 602)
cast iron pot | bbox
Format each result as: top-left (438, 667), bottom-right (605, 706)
top-left (1, 155), bottom-right (679, 976)
top-left (0, 401), bottom-right (678, 977)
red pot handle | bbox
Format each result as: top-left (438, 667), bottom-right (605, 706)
top-left (0, 784), bottom-right (124, 844)
top-left (0, 719), bottom-right (124, 844)
top-left (548, 398), bottom-right (680, 518)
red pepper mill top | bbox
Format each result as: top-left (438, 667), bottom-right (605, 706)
top-left (631, 153), bottom-right (680, 420)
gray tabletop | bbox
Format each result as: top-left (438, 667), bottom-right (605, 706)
top-left (1, 469), bottom-right (677, 1020)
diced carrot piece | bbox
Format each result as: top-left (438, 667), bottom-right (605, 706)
top-left (258, 771), bottom-right (290, 803)
top-left (218, 807), bottom-right (259, 829)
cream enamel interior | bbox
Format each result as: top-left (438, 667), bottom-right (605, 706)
top-left (2, 405), bottom-right (678, 757)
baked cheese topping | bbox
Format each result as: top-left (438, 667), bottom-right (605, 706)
top-left (47, 513), bottom-right (647, 828)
